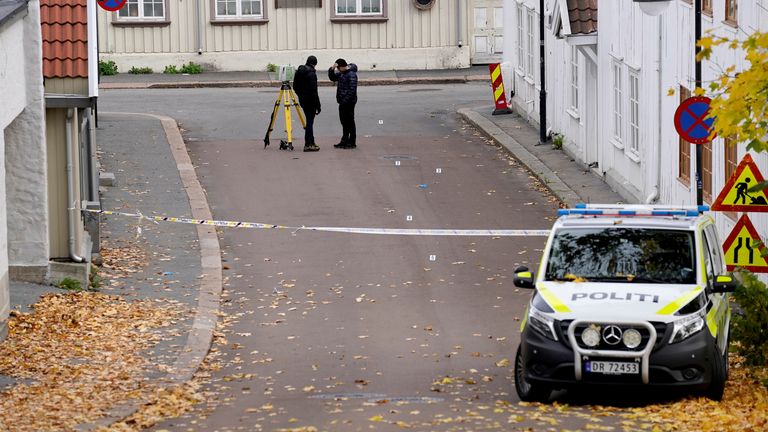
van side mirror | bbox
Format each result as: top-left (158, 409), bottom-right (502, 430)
top-left (712, 274), bottom-right (737, 294)
top-left (513, 266), bottom-right (535, 289)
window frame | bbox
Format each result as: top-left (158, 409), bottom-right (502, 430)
top-left (331, 0), bottom-right (388, 22)
top-left (211, 0), bottom-right (266, 22)
top-left (678, 86), bottom-right (692, 185)
top-left (628, 68), bottom-right (640, 159)
top-left (570, 46), bottom-right (579, 113)
top-left (702, 0), bottom-right (712, 15)
top-left (611, 60), bottom-right (624, 147)
top-left (516, 3), bottom-right (525, 74)
top-left (526, 8), bottom-right (536, 78)
top-left (113, 0), bottom-right (170, 25)
top-left (725, 0), bottom-right (738, 25)
top-left (702, 140), bottom-right (713, 204)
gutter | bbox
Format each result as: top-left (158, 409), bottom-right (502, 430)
top-left (66, 108), bottom-right (85, 263)
top-left (646, 15), bottom-right (663, 204)
top-left (457, 0), bottom-right (463, 48)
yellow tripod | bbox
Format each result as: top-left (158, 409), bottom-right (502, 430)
top-left (264, 81), bottom-right (306, 151)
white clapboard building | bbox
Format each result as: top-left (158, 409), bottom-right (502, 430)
top-left (98, 0), bottom-right (516, 71)
top-left (503, 0), bottom-right (768, 267)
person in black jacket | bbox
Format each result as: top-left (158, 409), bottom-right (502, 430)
top-left (293, 55), bottom-right (321, 152)
top-left (328, 58), bottom-right (358, 149)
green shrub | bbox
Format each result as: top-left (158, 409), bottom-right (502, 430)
top-left (552, 133), bottom-right (564, 150)
top-left (180, 62), bottom-right (203, 74)
top-left (58, 277), bottom-right (82, 291)
top-left (266, 63), bottom-right (278, 72)
top-left (732, 270), bottom-right (768, 366)
top-left (128, 66), bottom-right (153, 74)
top-left (99, 60), bottom-right (118, 76)
top-left (164, 65), bottom-right (181, 74)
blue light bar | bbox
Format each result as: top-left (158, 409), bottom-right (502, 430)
top-left (558, 208), bottom-right (702, 217)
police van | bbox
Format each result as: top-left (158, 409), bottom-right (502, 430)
top-left (513, 204), bottom-right (736, 402)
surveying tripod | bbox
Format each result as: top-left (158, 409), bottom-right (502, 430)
top-left (264, 81), bottom-right (306, 151)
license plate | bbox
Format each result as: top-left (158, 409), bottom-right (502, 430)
top-left (585, 361), bottom-right (639, 375)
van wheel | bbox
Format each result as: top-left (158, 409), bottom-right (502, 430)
top-left (514, 345), bottom-right (551, 403)
top-left (704, 341), bottom-right (727, 401)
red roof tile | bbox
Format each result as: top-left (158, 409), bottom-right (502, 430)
top-left (566, 0), bottom-right (597, 35)
top-left (40, 0), bottom-right (88, 78)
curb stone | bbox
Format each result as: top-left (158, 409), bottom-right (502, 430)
top-left (457, 107), bottom-right (582, 207)
top-left (99, 75), bottom-right (488, 90)
top-left (79, 112), bottom-right (222, 430)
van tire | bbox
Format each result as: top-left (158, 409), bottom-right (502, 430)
top-left (704, 341), bottom-right (727, 401)
top-left (514, 345), bottom-right (551, 403)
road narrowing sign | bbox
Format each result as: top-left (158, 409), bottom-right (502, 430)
top-left (722, 214), bottom-right (768, 273)
top-left (674, 96), bottom-right (716, 144)
top-left (711, 154), bottom-right (768, 212)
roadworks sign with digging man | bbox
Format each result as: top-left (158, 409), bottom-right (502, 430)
top-left (712, 154), bottom-right (768, 212)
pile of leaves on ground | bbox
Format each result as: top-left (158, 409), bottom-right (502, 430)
top-left (0, 291), bottom-right (183, 431)
top-left (620, 357), bottom-right (768, 432)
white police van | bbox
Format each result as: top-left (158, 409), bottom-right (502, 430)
top-left (513, 204), bottom-right (735, 402)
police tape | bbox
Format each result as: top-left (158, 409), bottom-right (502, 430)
top-left (82, 209), bottom-right (551, 237)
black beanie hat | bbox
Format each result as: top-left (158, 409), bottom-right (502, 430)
top-left (335, 58), bottom-right (348, 67)
top-left (306, 55), bottom-right (318, 66)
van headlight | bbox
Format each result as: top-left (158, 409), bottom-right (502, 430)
top-left (669, 310), bottom-right (705, 344)
top-left (528, 307), bottom-right (558, 341)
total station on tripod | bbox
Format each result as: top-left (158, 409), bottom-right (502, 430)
top-left (264, 65), bottom-right (306, 151)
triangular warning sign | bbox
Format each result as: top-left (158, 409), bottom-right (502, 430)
top-left (712, 154), bottom-right (768, 212)
top-left (722, 214), bottom-right (768, 273)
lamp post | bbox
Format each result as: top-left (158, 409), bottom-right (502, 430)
top-left (633, 0), bottom-right (703, 207)
top-left (539, 0), bottom-right (547, 144)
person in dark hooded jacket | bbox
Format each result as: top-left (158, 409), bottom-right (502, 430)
top-left (328, 58), bottom-right (358, 149)
top-left (293, 55), bottom-right (321, 152)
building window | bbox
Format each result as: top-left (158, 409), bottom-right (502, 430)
top-left (215, 0), bottom-right (263, 17)
top-left (526, 9), bottom-right (536, 77)
top-left (724, 137), bottom-right (738, 182)
top-left (336, 0), bottom-right (383, 15)
top-left (517, 4), bottom-right (524, 72)
top-left (703, 141), bottom-right (713, 203)
top-left (678, 86), bottom-right (691, 183)
top-left (612, 61), bottom-right (623, 144)
top-left (118, 0), bottom-right (165, 19)
top-left (628, 69), bottom-right (640, 156)
top-left (725, 0), bottom-right (737, 24)
top-left (703, 0), bottom-right (712, 15)
top-left (570, 46), bottom-right (579, 112)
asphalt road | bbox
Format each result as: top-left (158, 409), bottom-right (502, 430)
top-left (99, 85), bottom-right (662, 431)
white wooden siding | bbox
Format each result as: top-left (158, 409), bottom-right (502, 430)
top-left (99, 1), bottom-right (462, 54)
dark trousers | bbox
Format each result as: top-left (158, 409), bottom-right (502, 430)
top-left (304, 108), bottom-right (316, 145)
top-left (339, 102), bottom-right (356, 145)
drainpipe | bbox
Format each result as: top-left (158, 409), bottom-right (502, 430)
top-left (66, 108), bottom-right (85, 263)
top-left (538, 0), bottom-right (547, 144)
top-left (196, 0), bottom-right (203, 54)
top-left (646, 15), bottom-right (663, 204)
top-left (457, 0), bottom-right (463, 48)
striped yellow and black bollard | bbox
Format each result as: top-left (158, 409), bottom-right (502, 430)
top-left (488, 63), bottom-right (512, 116)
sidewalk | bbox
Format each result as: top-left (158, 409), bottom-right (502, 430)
top-left (99, 66), bottom-right (489, 89)
top-left (458, 106), bottom-right (625, 207)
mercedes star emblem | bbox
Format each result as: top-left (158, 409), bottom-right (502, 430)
top-left (602, 325), bottom-right (623, 345)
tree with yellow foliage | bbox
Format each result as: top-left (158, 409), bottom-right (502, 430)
top-left (699, 31), bottom-right (768, 367)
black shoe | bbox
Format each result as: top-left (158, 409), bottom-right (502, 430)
top-left (333, 142), bottom-right (347, 148)
top-left (303, 144), bottom-right (320, 152)
top-left (344, 143), bottom-right (357, 149)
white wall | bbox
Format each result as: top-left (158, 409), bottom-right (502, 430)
top-left (5, 0), bottom-right (49, 271)
top-left (0, 11), bottom-right (29, 325)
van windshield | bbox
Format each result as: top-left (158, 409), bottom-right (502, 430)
top-left (545, 228), bottom-right (697, 284)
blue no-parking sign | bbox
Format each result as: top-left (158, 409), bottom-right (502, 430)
top-left (674, 96), bottom-right (717, 144)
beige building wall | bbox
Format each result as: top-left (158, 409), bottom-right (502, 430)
top-left (45, 78), bottom-right (89, 96)
top-left (99, 1), bottom-right (472, 71)
top-left (46, 108), bottom-right (85, 260)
